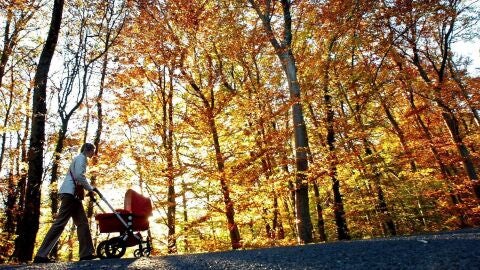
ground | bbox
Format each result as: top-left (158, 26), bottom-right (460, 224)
top-left (2, 229), bottom-right (480, 269)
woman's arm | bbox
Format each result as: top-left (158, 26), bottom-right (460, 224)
top-left (73, 155), bottom-right (94, 191)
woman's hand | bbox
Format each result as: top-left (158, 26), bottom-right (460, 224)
top-left (87, 191), bottom-right (96, 200)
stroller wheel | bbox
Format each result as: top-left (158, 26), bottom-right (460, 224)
top-left (96, 240), bottom-right (108, 259)
top-left (134, 249), bottom-right (142, 258)
top-left (143, 248), bottom-right (151, 257)
top-left (134, 248), bottom-right (151, 258)
top-left (105, 237), bottom-right (126, 258)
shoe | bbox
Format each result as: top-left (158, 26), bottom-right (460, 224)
top-left (33, 256), bottom-right (55, 263)
top-left (80, 254), bottom-right (98, 261)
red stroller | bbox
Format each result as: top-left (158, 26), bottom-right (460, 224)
top-left (93, 189), bottom-right (152, 259)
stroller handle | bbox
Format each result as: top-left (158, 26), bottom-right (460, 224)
top-left (93, 188), bottom-right (114, 210)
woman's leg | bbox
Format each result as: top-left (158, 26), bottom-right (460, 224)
top-left (71, 199), bottom-right (95, 258)
top-left (35, 194), bottom-right (76, 258)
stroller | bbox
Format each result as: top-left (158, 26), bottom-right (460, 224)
top-left (93, 188), bottom-right (152, 259)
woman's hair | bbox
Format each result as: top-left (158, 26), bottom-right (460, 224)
top-left (80, 143), bottom-right (95, 153)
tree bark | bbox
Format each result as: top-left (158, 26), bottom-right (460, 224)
top-left (248, 0), bottom-right (313, 243)
top-left (87, 25), bottom-right (112, 218)
top-left (306, 104), bottom-right (327, 242)
top-left (208, 112), bottom-right (242, 249)
top-left (13, 88), bottom-right (31, 236)
top-left (165, 68), bottom-right (177, 254)
top-left (0, 81), bottom-right (14, 176)
top-left (280, 51), bottom-right (314, 244)
top-left (12, 0), bottom-right (64, 262)
top-left (437, 102), bottom-right (478, 184)
top-left (326, 97), bottom-right (351, 240)
top-left (186, 77), bottom-right (241, 249)
top-left (49, 126), bottom-right (67, 217)
top-left (0, 12), bottom-right (12, 172)
top-left (4, 173), bottom-right (17, 234)
top-left (87, 50), bottom-right (108, 218)
top-left (323, 37), bottom-right (350, 240)
top-left (48, 125), bottom-right (67, 259)
top-left (181, 178), bottom-right (190, 252)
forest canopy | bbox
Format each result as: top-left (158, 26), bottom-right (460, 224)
top-left (0, 0), bottom-right (479, 262)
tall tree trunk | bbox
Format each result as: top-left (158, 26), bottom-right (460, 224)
top-left (49, 126), bottom-right (67, 217)
top-left (185, 70), bottom-right (241, 249)
top-left (4, 173), bottom-right (17, 234)
top-left (305, 100), bottom-right (332, 240)
top-left (0, 9), bottom-right (13, 90)
top-left (305, 107), bottom-right (327, 241)
top-left (4, 73), bottom-right (29, 245)
top-left (207, 112), bottom-right (241, 249)
top-left (12, 0), bottom-right (64, 262)
top-left (279, 51), bottom-right (313, 244)
top-left (181, 178), bottom-right (190, 252)
top-left (249, 0), bottom-right (313, 244)
top-left (165, 68), bottom-right (177, 254)
top-left (0, 11), bottom-right (16, 171)
top-left (323, 37), bottom-right (350, 240)
top-left (326, 96), bottom-right (350, 240)
top-left (48, 125), bottom-right (67, 259)
top-left (436, 98), bottom-right (479, 185)
top-left (14, 88), bottom-right (31, 237)
top-left (87, 42), bottom-right (108, 219)
top-left (0, 81), bottom-right (14, 178)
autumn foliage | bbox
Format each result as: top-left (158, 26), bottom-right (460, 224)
top-left (0, 0), bottom-right (479, 262)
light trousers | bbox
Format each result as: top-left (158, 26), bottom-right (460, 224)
top-left (35, 193), bottom-right (94, 258)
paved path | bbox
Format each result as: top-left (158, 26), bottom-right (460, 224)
top-left (2, 229), bottom-right (480, 269)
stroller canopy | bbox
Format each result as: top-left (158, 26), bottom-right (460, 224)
top-left (124, 189), bottom-right (152, 216)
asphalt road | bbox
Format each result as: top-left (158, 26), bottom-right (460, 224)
top-left (2, 229), bottom-right (480, 270)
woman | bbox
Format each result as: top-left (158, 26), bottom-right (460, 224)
top-left (33, 143), bottom-right (98, 263)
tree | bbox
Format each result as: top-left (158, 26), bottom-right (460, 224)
top-left (85, 0), bottom-right (128, 219)
top-left (12, 0), bottom-right (65, 262)
top-left (0, 0), bottom-right (37, 176)
top-left (247, 0), bottom-right (313, 244)
top-left (387, 0), bottom-right (479, 196)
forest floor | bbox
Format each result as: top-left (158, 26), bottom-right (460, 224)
top-left (2, 228), bottom-right (480, 270)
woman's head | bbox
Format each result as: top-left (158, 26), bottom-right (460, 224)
top-left (80, 143), bottom-right (96, 157)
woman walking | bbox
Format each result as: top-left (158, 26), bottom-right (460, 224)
top-left (33, 143), bottom-right (98, 263)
